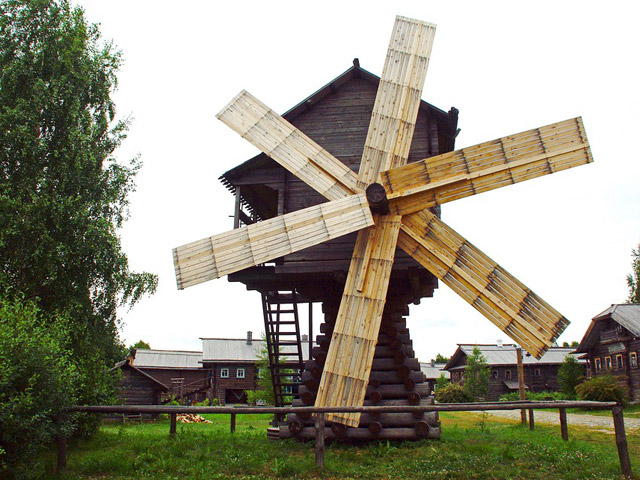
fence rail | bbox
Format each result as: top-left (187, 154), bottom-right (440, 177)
top-left (59, 401), bottom-right (632, 478)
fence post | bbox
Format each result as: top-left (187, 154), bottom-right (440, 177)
top-left (528, 409), bottom-right (534, 430)
top-left (230, 413), bottom-right (236, 433)
top-left (170, 413), bottom-right (177, 436)
top-left (56, 414), bottom-right (67, 472)
top-left (516, 348), bottom-right (527, 425)
top-left (559, 408), bottom-right (568, 441)
top-left (612, 405), bottom-right (632, 478)
top-left (315, 413), bottom-right (325, 470)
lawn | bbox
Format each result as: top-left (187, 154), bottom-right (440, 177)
top-left (41, 411), bottom-right (638, 479)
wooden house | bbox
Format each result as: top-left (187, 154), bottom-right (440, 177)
top-left (420, 361), bottom-right (449, 394)
top-left (202, 331), bottom-right (312, 404)
top-left (575, 304), bottom-right (640, 401)
top-left (444, 344), bottom-right (584, 401)
top-left (117, 348), bottom-right (209, 404)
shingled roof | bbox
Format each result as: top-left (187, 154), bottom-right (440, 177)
top-left (130, 349), bottom-right (203, 370)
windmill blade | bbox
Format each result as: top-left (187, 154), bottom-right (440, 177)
top-left (217, 90), bottom-right (359, 200)
top-left (357, 16), bottom-right (436, 187)
top-left (383, 117), bottom-right (592, 216)
top-left (315, 215), bottom-right (402, 427)
top-left (173, 194), bottom-right (373, 289)
top-left (398, 209), bottom-right (568, 359)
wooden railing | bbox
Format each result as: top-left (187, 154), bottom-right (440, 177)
top-left (58, 401), bottom-right (632, 478)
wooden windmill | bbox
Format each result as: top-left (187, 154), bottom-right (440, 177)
top-left (173, 16), bottom-right (592, 433)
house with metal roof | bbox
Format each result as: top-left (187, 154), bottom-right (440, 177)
top-left (420, 361), bottom-right (449, 395)
top-left (202, 331), bottom-right (312, 404)
top-left (575, 304), bottom-right (640, 401)
top-left (443, 343), bottom-right (584, 400)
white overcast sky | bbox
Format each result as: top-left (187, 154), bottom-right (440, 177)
top-left (76, 0), bottom-right (640, 361)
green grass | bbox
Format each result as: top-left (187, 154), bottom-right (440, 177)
top-left (41, 412), bottom-right (638, 479)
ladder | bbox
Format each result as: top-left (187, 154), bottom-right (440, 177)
top-left (261, 290), bottom-right (305, 407)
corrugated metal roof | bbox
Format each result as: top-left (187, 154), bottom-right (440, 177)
top-left (202, 338), bottom-right (312, 362)
top-left (447, 344), bottom-right (581, 370)
top-left (420, 362), bottom-right (449, 380)
top-left (132, 349), bottom-right (203, 369)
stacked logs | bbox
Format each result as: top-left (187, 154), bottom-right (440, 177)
top-left (279, 299), bottom-right (440, 441)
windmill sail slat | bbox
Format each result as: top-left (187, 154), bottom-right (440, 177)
top-left (398, 210), bottom-right (568, 358)
top-left (315, 216), bottom-right (402, 427)
top-left (357, 17), bottom-right (436, 187)
top-left (217, 90), bottom-right (359, 200)
top-left (385, 117), bottom-right (592, 215)
top-left (173, 194), bottom-right (373, 289)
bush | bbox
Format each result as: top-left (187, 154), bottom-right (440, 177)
top-left (557, 355), bottom-right (585, 399)
top-left (0, 297), bottom-right (78, 478)
top-left (499, 391), bottom-right (569, 402)
top-left (576, 375), bottom-right (629, 405)
top-left (435, 383), bottom-right (472, 403)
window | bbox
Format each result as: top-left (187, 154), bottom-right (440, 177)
top-left (631, 352), bottom-right (638, 369)
top-left (595, 358), bottom-right (602, 372)
top-left (534, 368), bottom-right (542, 377)
top-left (505, 370), bottom-right (512, 379)
top-left (492, 370), bottom-right (498, 379)
top-left (615, 354), bottom-right (624, 370)
top-left (605, 356), bottom-right (612, 370)
top-left (220, 368), bottom-right (229, 378)
top-left (236, 368), bottom-right (245, 379)
top-left (257, 368), bottom-right (265, 379)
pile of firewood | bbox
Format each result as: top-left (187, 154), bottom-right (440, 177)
top-left (176, 413), bottom-right (212, 424)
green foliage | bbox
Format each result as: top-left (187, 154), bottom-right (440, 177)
top-left (627, 243), bottom-right (640, 303)
top-left (435, 353), bottom-right (450, 363)
top-left (0, 296), bottom-right (79, 478)
top-left (0, 0), bottom-right (156, 473)
top-left (557, 355), bottom-right (585, 398)
top-left (132, 340), bottom-right (151, 350)
top-left (576, 375), bottom-right (629, 405)
top-left (435, 382), bottom-right (472, 403)
top-left (499, 391), bottom-right (569, 402)
top-left (561, 341), bottom-right (580, 348)
top-left (435, 373), bottom-right (450, 391)
top-left (245, 341), bottom-right (276, 406)
top-left (464, 346), bottom-right (490, 401)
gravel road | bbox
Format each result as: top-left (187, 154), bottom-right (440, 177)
top-left (476, 409), bottom-right (640, 435)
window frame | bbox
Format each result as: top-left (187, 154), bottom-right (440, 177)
top-left (236, 368), bottom-right (246, 379)
top-left (615, 354), bottom-right (624, 370)
top-left (605, 356), bottom-right (612, 370)
top-left (220, 367), bottom-right (229, 378)
top-left (492, 370), bottom-right (498, 379)
top-left (534, 368), bottom-right (542, 377)
top-left (595, 358), bottom-right (602, 372)
top-left (630, 352), bottom-right (638, 369)
top-left (505, 370), bottom-right (512, 380)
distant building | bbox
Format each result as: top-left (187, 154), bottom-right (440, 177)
top-left (420, 360), bottom-right (449, 394)
top-left (117, 349), bottom-right (208, 405)
top-left (443, 344), bottom-right (584, 401)
top-left (116, 331), bottom-right (312, 405)
top-left (575, 304), bottom-right (640, 402)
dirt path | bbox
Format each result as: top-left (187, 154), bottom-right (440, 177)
top-left (475, 409), bottom-right (640, 435)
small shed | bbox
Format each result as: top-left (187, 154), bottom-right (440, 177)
top-left (575, 304), bottom-right (640, 401)
top-left (117, 349), bottom-right (209, 404)
top-left (444, 344), bottom-right (584, 400)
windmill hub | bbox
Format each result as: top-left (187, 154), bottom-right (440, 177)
top-left (365, 183), bottom-right (390, 215)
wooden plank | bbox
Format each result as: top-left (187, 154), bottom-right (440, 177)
top-left (315, 216), bottom-right (402, 427)
top-left (397, 210), bottom-right (569, 358)
top-left (612, 405), bottom-right (633, 478)
top-left (217, 90), bottom-right (359, 201)
top-left (173, 194), bottom-right (373, 289)
top-left (357, 17), bottom-right (437, 188)
top-left (383, 117), bottom-right (593, 215)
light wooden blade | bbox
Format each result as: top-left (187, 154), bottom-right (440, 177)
top-left (315, 215), bottom-right (402, 427)
top-left (357, 16), bottom-right (437, 188)
top-left (398, 210), bottom-right (569, 359)
top-left (173, 194), bottom-right (373, 289)
top-left (383, 117), bottom-right (593, 215)
top-left (217, 90), bottom-right (359, 201)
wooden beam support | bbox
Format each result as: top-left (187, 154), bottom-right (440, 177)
top-left (612, 405), bottom-right (633, 479)
top-left (559, 408), bottom-right (568, 441)
top-left (315, 413), bottom-right (325, 470)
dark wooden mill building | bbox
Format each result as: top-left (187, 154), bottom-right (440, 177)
top-left (218, 60), bottom-right (459, 441)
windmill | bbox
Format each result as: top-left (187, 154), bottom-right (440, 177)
top-left (173, 16), bottom-right (592, 429)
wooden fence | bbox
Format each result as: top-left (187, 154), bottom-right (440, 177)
top-left (59, 401), bottom-right (632, 478)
